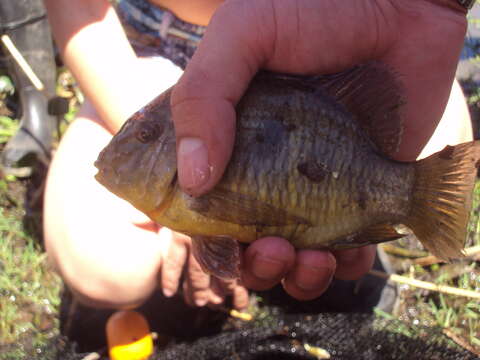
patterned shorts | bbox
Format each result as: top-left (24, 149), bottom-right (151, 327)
top-left (116, 0), bottom-right (205, 69)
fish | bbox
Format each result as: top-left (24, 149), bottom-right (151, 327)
top-left (94, 62), bottom-right (480, 280)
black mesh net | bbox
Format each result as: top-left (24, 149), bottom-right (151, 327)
top-left (25, 274), bottom-right (477, 360)
top-left (153, 312), bottom-right (477, 360)
top-left (15, 252), bottom-right (476, 360)
top-left (33, 311), bottom-right (477, 360)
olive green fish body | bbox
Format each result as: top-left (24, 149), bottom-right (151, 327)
top-left (95, 63), bottom-right (480, 279)
top-left (155, 77), bottom-right (413, 249)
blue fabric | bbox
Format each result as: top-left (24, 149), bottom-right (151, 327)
top-left (117, 0), bottom-right (205, 69)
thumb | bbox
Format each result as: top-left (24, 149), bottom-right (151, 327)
top-left (171, 1), bottom-right (262, 196)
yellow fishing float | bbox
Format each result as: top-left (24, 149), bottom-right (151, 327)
top-left (106, 310), bottom-right (154, 360)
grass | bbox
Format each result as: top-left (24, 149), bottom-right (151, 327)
top-left (0, 116), bottom-right (18, 145)
top-left (0, 188), bottom-right (62, 359)
top-left (0, 86), bottom-right (62, 359)
top-left (376, 180), bottom-right (480, 355)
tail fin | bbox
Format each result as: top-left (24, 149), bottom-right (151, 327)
top-left (407, 141), bottom-right (480, 261)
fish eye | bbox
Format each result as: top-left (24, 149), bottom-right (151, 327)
top-left (136, 121), bottom-right (163, 143)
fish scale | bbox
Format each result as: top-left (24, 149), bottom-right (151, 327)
top-left (218, 83), bottom-right (407, 247)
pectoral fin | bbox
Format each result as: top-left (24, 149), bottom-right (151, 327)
top-left (188, 188), bottom-right (310, 227)
top-left (191, 235), bottom-right (242, 280)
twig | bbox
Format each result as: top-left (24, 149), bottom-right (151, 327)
top-left (0, 34), bottom-right (44, 91)
top-left (229, 309), bottom-right (253, 321)
top-left (81, 353), bottom-right (101, 360)
top-left (380, 243), bottom-right (428, 258)
top-left (216, 306), bottom-right (254, 321)
top-left (413, 245), bottom-right (480, 266)
top-left (368, 270), bottom-right (480, 299)
top-left (304, 343), bottom-right (331, 359)
top-left (442, 328), bottom-right (480, 356)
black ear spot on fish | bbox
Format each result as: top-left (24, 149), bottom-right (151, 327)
top-left (136, 121), bottom-right (163, 143)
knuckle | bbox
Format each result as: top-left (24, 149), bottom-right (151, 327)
top-left (164, 256), bottom-right (185, 272)
top-left (189, 274), bottom-right (210, 290)
top-left (188, 263), bottom-right (210, 289)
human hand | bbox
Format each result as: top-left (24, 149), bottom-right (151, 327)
top-left (158, 227), bottom-right (249, 309)
top-left (240, 238), bottom-right (376, 301)
top-left (170, 0), bottom-right (467, 300)
top-left (122, 216), bottom-right (250, 310)
top-left (172, 0), bottom-right (467, 195)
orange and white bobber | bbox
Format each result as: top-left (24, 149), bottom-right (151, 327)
top-left (106, 310), bottom-right (154, 360)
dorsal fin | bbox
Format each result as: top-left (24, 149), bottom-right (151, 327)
top-left (314, 62), bottom-right (406, 157)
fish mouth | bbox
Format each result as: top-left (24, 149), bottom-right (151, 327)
top-left (93, 146), bottom-right (116, 188)
top-left (94, 133), bottom-right (177, 215)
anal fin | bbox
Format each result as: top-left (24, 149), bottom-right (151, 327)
top-left (191, 235), bottom-right (241, 280)
top-left (356, 223), bottom-right (405, 245)
top-left (331, 223), bottom-right (405, 250)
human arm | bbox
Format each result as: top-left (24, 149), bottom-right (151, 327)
top-left (43, 0), bottom-right (162, 132)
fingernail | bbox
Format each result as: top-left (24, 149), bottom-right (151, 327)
top-left (195, 297), bottom-right (208, 307)
top-left (296, 265), bottom-right (334, 291)
top-left (178, 137), bottom-right (210, 191)
top-left (210, 294), bottom-right (224, 304)
top-left (252, 254), bottom-right (287, 281)
top-left (163, 288), bottom-right (174, 298)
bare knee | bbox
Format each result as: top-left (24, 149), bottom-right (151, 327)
top-left (44, 104), bottom-right (161, 309)
top-left (64, 271), bottom-right (157, 309)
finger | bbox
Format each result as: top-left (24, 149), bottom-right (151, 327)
top-left (241, 237), bottom-right (295, 291)
top-left (283, 250), bottom-right (336, 301)
top-left (231, 283), bottom-right (250, 310)
top-left (381, 4), bottom-right (467, 160)
top-left (208, 277), bottom-right (226, 305)
top-left (171, 0), bottom-right (389, 196)
top-left (184, 252), bottom-right (211, 307)
top-left (333, 245), bottom-right (377, 281)
top-left (159, 229), bottom-right (189, 297)
top-left (209, 277), bottom-right (249, 310)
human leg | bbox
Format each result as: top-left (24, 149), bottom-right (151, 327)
top-left (418, 79), bottom-right (473, 159)
top-left (44, 102), bottom-right (167, 308)
top-left (44, 99), bottom-right (248, 310)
